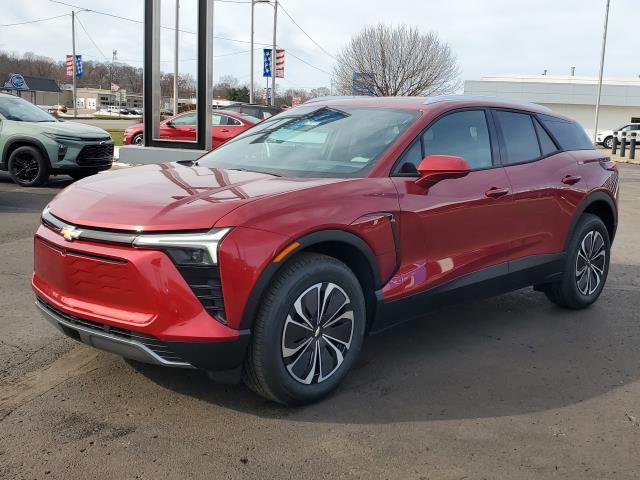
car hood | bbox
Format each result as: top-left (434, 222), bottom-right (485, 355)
top-left (34, 122), bottom-right (110, 138)
top-left (47, 163), bottom-right (346, 231)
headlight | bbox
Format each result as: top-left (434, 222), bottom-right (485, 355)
top-left (43, 132), bottom-right (84, 142)
top-left (132, 228), bottom-right (231, 265)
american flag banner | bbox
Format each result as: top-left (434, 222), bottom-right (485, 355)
top-left (66, 55), bottom-right (83, 78)
top-left (111, 83), bottom-right (121, 92)
top-left (275, 49), bottom-right (285, 78)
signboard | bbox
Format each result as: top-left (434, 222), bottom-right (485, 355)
top-left (352, 72), bottom-right (375, 96)
top-left (3, 73), bottom-right (28, 90)
top-left (66, 54), bottom-right (83, 78)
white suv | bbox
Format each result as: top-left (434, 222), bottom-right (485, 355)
top-left (596, 123), bottom-right (640, 149)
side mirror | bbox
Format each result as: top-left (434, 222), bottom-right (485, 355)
top-left (415, 155), bottom-right (471, 188)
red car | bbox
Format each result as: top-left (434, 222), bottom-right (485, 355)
top-left (33, 96), bottom-right (618, 405)
top-left (123, 110), bottom-right (259, 148)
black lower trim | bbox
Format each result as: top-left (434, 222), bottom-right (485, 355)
top-left (166, 335), bottom-right (251, 372)
top-left (370, 253), bottom-right (564, 334)
top-left (54, 164), bottom-right (112, 174)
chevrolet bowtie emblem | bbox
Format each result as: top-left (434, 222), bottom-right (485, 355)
top-left (60, 226), bottom-right (81, 241)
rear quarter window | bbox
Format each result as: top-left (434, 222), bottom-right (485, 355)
top-left (538, 114), bottom-right (593, 151)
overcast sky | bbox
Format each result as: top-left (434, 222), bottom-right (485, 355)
top-left (0, 0), bottom-right (637, 92)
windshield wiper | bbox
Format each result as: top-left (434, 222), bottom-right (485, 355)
top-left (226, 167), bottom-right (283, 177)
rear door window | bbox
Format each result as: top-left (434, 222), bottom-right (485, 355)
top-left (494, 110), bottom-right (541, 164)
top-left (538, 114), bottom-right (593, 150)
top-left (534, 118), bottom-right (558, 156)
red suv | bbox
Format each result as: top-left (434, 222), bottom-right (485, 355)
top-left (33, 97), bottom-right (618, 405)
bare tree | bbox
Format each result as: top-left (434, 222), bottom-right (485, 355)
top-left (333, 24), bottom-right (461, 97)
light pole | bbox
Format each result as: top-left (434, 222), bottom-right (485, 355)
top-left (173, 0), bottom-right (179, 116)
top-left (71, 10), bottom-right (76, 118)
top-left (250, 0), bottom-right (275, 105)
top-left (271, 0), bottom-right (278, 106)
top-left (593, 0), bottom-right (610, 144)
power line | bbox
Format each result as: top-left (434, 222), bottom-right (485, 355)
top-left (46, 0), bottom-right (274, 46)
top-left (45, 0), bottom-right (332, 76)
top-left (0, 13), bottom-right (69, 27)
top-left (278, 2), bottom-right (337, 61)
top-left (286, 50), bottom-right (332, 76)
top-left (75, 14), bottom-right (108, 60)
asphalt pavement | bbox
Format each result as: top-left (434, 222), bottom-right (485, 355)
top-left (0, 166), bottom-right (639, 479)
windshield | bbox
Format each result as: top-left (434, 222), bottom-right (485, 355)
top-left (0, 96), bottom-right (57, 122)
top-left (197, 106), bottom-right (419, 178)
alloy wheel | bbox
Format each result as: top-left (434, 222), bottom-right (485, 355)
top-left (11, 151), bottom-right (40, 183)
top-left (575, 230), bottom-right (606, 296)
top-left (281, 282), bottom-right (354, 385)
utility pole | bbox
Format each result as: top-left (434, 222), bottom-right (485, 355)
top-left (271, 0), bottom-right (277, 106)
top-left (593, 0), bottom-right (611, 144)
top-left (250, 0), bottom-right (255, 104)
top-left (71, 11), bottom-right (77, 118)
top-left (173, 0), bottom-right (179, 116)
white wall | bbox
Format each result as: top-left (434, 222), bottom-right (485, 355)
top-left (464, 77), bottom-right (640, 136)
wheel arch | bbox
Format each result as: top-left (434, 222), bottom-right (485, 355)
top-left (1, 136), bottom-right (51, 170)
top-left (238, 229), bottom-right (382, 332)
top-left (565, 191), bottom-right (617, 251)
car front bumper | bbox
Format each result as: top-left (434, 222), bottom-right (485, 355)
top-left (32, 224), bottom-right (251, 374)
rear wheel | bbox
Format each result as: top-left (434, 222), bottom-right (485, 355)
top-left (243, 253), bottom-right (366, 405)
top-left (544, 214), bottom-right (610, 309)
top-left (8, 146), bottom-right (50, 187)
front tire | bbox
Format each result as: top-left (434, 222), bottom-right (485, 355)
top-left (243, 253), bottom-right (366, 405)
top-left (544, 213), bottom-right (610, 309)
top-left (604, 136), bottom-right (613, 149)
top-left (8, 146), bottom-right (50, 187)
top-left (132, 133), bottom-right (144, 146)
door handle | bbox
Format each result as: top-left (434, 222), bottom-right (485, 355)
top-left (561, 175), bottom-right (582, 185)
top-left (220, 128), bottom-right (229, 133)
top-left (485, 187), bottom-right (509, 198)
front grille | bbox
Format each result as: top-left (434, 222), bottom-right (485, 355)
top-left (175, 265), bottom-right (227, 324)
top-left (38, 298), bottom-right (187, 363)
top-left (76, 143), bottom-right (114, 166)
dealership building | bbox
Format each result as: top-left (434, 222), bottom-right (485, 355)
top-left (464, 75), bottom-right (640, 136)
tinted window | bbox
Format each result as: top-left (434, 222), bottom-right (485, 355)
top-left (397, 140), bottom-right (423, 174)
top-left (422, 110), bottom-right (492, 170)
top-left (494, 111), bottom-right (541, 164)
top-left (534, 118), bottom-right (558, 156)
top-left (226, 116), bottom-right (242, 126)
top-left (538, 114), bottom-right (593, 150)
top-left (171, 112), bottom-right (196, 125)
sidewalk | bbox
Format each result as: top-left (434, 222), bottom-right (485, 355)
top-left (597, 146), bottom-right (640, 165)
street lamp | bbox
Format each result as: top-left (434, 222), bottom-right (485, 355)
top-left (250, 0), bottom-right (277, 105)
top-left (593, 0), bottom-right (611, 144)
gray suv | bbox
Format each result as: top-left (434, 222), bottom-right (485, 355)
top-left (0, 93), bottom-right (114, 187)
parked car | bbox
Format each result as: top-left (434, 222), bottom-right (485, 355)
top-left (33, 96), bottom-right (618, 405)
top-left (0, 93), bottom-right (114, 186)
top-left (220, 102), bottom-right (281, 120)
top-left (596, 123), bottom-right (640, 149)
top-left (123, 110), bottom-right (259, 148)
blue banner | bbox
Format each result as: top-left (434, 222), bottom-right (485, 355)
top-left (263, 48), bottom-right (272, 78)
top-left (75, 55), bottom-right (84, 78)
